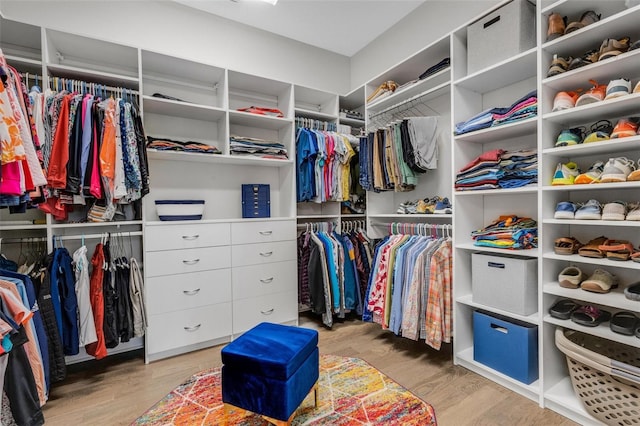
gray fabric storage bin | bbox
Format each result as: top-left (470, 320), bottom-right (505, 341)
top-left (467, 0), bottom-right (536, 74)
top-left (472, 252), bottom-right (537, 315)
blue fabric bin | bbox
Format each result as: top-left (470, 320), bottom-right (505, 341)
top-left (473, 310), bottom-right (538, 384)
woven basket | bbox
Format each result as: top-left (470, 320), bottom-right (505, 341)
top-left (555, 328), bottom-right (640, 425)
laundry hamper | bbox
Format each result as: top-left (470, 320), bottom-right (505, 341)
top-left (555, 328), bottom-right (640, 425)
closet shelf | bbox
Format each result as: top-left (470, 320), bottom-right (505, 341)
top-left (145, 217), bottom-right (295, 226)
top-left (543, 282), bottom-right (640, 313)
top-left (147, 149), bottom-right (293, 167)
top-left (229, 110), bottom-right (293, 130)
top-left (5, 54), bottom-right (42, 67)
top-left (543, 181), bottom-right (640, 192)
top-left (540, 3), bottom-right (640, 54)
top-left (142, 96), bottom-right (226, 121)
top-left (294, 108), bottom-right (337, 121)
top-left (455, 243), bottom-right (539, 258)
top-left (542, 136), bottom-right (640, 157)
top-left (456, 294), bottom-right (539, 325)
top-left (455, 347), bottom-right (541, 401)
top-left (544, 315), bottom-right (640, 349)
top-left (540, 0), bottom-right (626, 17)
top-left (0, 224), bottom-right (47, 231)
top-left (542, 93), bottom-right (640, 124)
top-left (366, 68), bottom-right (450, 113)
top-left (543, 252), bottom-right (640, 270)
top-left (454, 48), bottom-right (537, 93)
top-left (296, 215), bottom-right (340, 220)
top-left (65, 337), bottom-right (145, 365)
top-left (542, 218), bottom-right (640, 227)
top-left (338, 117), bottom-right (365, 127)
top-left (46, 63), bottom-right (139, 89)
top-left (453, 117), bottom-right (537, 144)
top-left (542, 49), bottom-right (640, 91)
top-left (544, 378), bottom-right (595, 424)
top-left (454, 186), bottom-right (538, 196)
top-left (50, 220), bottom-right (143, 229)
top-left (340, 214), bottom-right (367, 218)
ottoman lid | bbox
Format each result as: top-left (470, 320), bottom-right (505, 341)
top-left (221, 322), bottom-right (318, 380)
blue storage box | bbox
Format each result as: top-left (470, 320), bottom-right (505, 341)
top-left (473, 310), bottom-right (538, 384)
top-left (242, 184), bottom-right (270, 218)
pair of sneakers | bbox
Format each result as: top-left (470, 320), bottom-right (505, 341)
top-left (553, 157), bottom-right (638, 185)
top-left (552, 79), bottom-right (640, 112)
top-left (555, 199), bottom-right (636, 220)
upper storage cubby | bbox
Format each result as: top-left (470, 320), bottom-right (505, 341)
top-left (228, 70), bottom-right (293, 119)
top-left (338, 86), bottom-right (365, 135)
top-left (0, 16), bottom-right (42, 73)
top-left (44, 29), bottom-right (139, 88)
top-left (365, 34), bottom-right (450, 115)
top-left (141, 50), bottom-right (226, 110)
top-left (293, 85), bottom-right (338, 121)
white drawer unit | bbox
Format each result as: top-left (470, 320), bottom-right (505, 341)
top-left (232, 260), bottom-right (296, 300)
top-left (232, 291), bottom-right (297, 334)
top-left (145, 223), bottom-right (231, 251)
top-left (231, 240), bottom-right (296, 267)
top-left (146, 303), bottom-right (232, 354)
top-left (146, 268), bottom-right (232, 315)
top-left (230, 220), bottom-right (296, 245)
top-left (145, 246), bottom-right (231, 277)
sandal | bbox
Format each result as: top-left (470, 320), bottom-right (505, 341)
top-left (624, 282), bottom-right (640, 301)
top-left (554, 236), bottom-right (583, 255)
top-left (598, 239), bottom-right (635, 261)
top-left (631, 251), bottom-right (640, 263)
top-left (549, 299), bottom-right (581, 320)
top-left (580, 268), bottom-right (618, 293)
top-left (578, 236), bottom-right (608, 258)
top-left (610, 311), bottom-right (639, 336)
top-left (571, 305), bottom-right (611, 327)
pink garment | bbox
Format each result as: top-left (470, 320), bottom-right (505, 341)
top-left (0, 161), bottom-right (22, 195)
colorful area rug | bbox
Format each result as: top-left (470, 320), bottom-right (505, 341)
top-left (134, 354), bottom-right (437, 425)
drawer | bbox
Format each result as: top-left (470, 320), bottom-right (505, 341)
top-left (232, 291), bottom-right (297, 334)
top-left (231, 220), bottom-right (295, 245)
top-left (145, 223), bottom-right (231, 251)
top-left (145, 246), bottom-right (231, 277)
top-left (146, 303), bottom-right (232, 354)
top-left (232, 260), bottom-right (296, 300)
top-left (146, 269), bottom-right (232, 315)
top-left (231, 241), bottom-right (296, 267)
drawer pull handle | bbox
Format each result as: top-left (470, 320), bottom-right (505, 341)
top-left (259, 230), bottom-right (273, 236)
top-left (184, 324), bottom-right (202, 332)
top-left (261, 308), bottom-right (274, 315)
top-left (260, 277), bottom-right (274, 284)
top-left (183, 288), bottom-right (201, 295)
top-left (182, 234), bottom-right (200, 240)
top-left (182, 259), bottom-right (200, 265)
top-left (260, 251), bottom-right (273, 257)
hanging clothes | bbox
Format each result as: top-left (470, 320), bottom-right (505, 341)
top-left (363, 226), bottom-right (452, 350)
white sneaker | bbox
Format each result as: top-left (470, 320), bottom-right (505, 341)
top-left (626, 202), bottom-right (640, 221)
top-left (604, 78), bottom-right (631, 100)
top-left (599, 157), bottom-right (636, 182)
top-left (602, 200), bottom-right (627, 220)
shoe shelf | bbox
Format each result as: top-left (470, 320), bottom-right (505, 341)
top-left (544, 315), bottom-right (640, 349)
top-left (543, 92), bottom-right (640, 123)
top-left (455, 347), bottom-right (541, 402)
top-left (544, 282), bottom-right (640, 315)
top-left (456, 294), bottom-right (540, 325)
top-left (544, 378), bottom-right (600, 426)
top-left (542, 136), bottom-right (640, 157)
top-left (541, 3), bottom-right (640, 55)
top-left (543, 252), bottom-right (640, 270)
top-left (543, 181), bottom-right (640, 191)
top-left (543, 218), bottom-right (640, 227)
top-left (542, 49), bottom-right (640, 91)
top-left (455, 242), bottom-right (540, 258)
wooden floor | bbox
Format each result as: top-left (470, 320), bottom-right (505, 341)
top-left (42, 315), bottom-right (577, 425)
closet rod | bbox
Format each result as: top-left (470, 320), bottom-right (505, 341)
top-left (48, 77), bottom-right (140, 95)
top-left (370, 222), bottom-right (452, 229)
top-left (368, 81), bottom-right (449, 119)
top-left (0, 237), bottom-right (48, 244)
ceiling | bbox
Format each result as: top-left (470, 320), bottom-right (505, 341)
top-left (174, 0), bottom-right (426, 57)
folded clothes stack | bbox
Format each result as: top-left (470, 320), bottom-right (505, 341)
top-left (454, 90), bottom-right (537, 135)
top-left (455, 148), bottom-right (538, 191)
top-left (229, 135), bottom-right (288, 159)
top-left (146, 136), bottom-right (221, 154)
top-left (471, 215), bottom-right (538, 250)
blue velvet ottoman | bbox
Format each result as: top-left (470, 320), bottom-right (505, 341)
top-left (221, 322), bottom-right (319, 425)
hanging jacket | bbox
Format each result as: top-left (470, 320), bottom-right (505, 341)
top-left (114, 257), bottom-right (133, 343)
top-left (85, 244), bottom-right (107, 360)
top-left (129, 258), bottom-right (146, 338)
top-left (102, 242), bottom-right (118, 349)
top-left (54, 248), bottom-right (80, 355)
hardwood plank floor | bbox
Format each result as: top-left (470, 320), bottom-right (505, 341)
top-left (42, 315), bottom-right (577, 425)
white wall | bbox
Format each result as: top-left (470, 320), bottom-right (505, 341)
top-left (350, 0), bottom-right (501, 90)
top-left (0, 0), bottom-right (351, 94)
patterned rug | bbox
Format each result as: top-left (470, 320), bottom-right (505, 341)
top-left (133, 354), bottom-right (437, 425)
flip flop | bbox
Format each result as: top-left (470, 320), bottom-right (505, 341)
top-left (549, 298), bottom-right (581, 320)
top-left (624, 282), bottom-right (640, 301)
top-left (571, 305), bottom-right (611, 327)
top-left (610, 311), bottom-right (639, 336)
